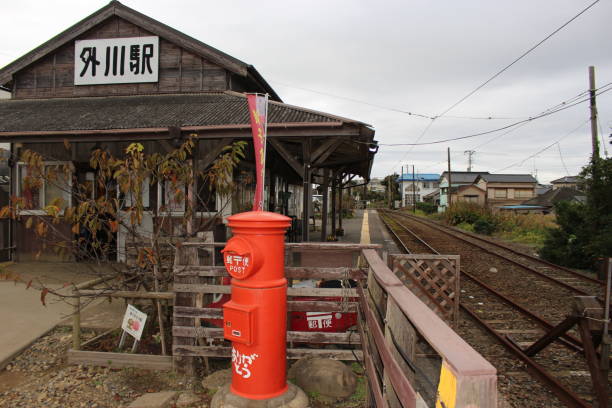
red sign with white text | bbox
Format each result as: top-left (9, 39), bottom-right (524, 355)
top-left (246, 94), bottom-right (268, 211)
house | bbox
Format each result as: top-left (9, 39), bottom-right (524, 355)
top-left (474, 174), bottom-right (537, 210)
top-left (0, 1), bottom-right (376, 261)
top-left (438, 171), bottom-right (489, 211)
top-left (451, 184), bottom-right (486, 206)
top-left (508, 187), bottom-right (587, 214)
top-left (367, 178), bottom-right (386, 194)
top-left (535, 183), bottom-right (552, 196)
top-left (550, 176), bottom-right (581, 190)
top-left (422, 190), bottom-right (440, 206)
top-left (398, 173), bottom-right (440, 206)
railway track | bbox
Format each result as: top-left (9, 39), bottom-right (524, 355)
top-left (378, 209), bottom-right (609, 408)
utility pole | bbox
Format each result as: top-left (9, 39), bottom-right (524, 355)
top-left (412, 165), bottom-right (416, 213)
top-left (447, 148), bottom-right (452, 208)
top-left (401, 165), bottom-right (404, 207)
top-left (387, 175), bottom-right (392, 209)
top-left (589, 66), bottom-right (600, 159)
top-left (464, 150), bottom-right (475, 172)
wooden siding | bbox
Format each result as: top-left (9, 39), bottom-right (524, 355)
top-left (13, 16), bottom-right (228, 99)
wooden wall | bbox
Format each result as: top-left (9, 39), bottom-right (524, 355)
top-left (13, 16), bottom-right (229, 99)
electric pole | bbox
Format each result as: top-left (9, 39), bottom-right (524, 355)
top-left (447, 148), bottom-right (452, 208)
top-left (401, 165), bottom-right (404, 207)
top-left (589, 66), bottom-right (600, 159)
top-left (464, 150), bottom-right (475, 172)
top-left (412, 165), bottom-right (416, 213)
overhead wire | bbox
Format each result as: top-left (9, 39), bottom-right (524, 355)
top-left (398, 0), bottom-right (601, 151)
top-left (557, 143), bottom-right (571, 176)
top-left (270, 80), bottom-right (528, 121)
top-left (470, 88), bottom-right (592, 150)
top-left (493, 119), bottom-right (590, 173)
top-left (377, 84), bottom-right (612, 147)
top-left (435, 0), bottom-right (600, 119)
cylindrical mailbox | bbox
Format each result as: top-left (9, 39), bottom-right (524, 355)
top-left (221, 211), bottom-right (291, 400)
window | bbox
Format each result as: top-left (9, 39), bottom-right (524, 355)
top-left (122, 177), bottom-right (150, 209)
top-left (494, 188), bottom-right (507, 199)
top-left (18, 162), bottom-right (72, 212)
top-left (515, 189), bottom-right (533, 199)
top-left (160, 180), bottom-right (185, 213)
top-left (463, 195), bottom-right (479, 203)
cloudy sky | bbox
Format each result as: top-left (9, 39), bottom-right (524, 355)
top-left (1, 0), bottom-right (610, 183)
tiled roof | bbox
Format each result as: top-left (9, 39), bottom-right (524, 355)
top-left (479, 174), bottom-right (537, 183)
top-left (522, 187), bottom-right (585, 207)
top-left (440, 171), bottom-right (489, 184)
top-left (550, 176), bottom-right (580, 184)
top-left (0, 92), bottom-right (364, 133)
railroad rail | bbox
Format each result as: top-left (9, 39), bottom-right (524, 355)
top-left (389, 210), bottom-right (604, 296)
top-left (379, 209), bottom-right (606, 408)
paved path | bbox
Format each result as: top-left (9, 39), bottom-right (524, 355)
top-left (0, 262), bottom-right (121, 370)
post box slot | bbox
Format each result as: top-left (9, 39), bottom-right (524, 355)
top-left (223, 301), bottom-right (256, 345)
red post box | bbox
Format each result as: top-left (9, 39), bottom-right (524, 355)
top-left (221, 210), bottom-right (291, 400)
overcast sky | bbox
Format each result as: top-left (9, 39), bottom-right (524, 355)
top-left (1, 0), bottom-right (610, 183)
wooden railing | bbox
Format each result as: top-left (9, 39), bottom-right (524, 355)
top-left (172, 242), bottom-right (379, 375)
top-left (360, 249), bottom-right (497, 408)
top-left (389, 254), bottom-right (460, 328)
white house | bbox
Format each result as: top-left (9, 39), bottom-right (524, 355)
top-left (399, 173), bottom-right (440, 206)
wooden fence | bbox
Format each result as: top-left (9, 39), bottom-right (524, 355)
top-left (171, 242), bottom-right (380, 375)
top-left (360, 249), bottom-right (496, 408)
top-left (389, 254), bottom-right (460, 328)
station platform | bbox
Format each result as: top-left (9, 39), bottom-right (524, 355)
top-left (310, 209), bottom-right (400, 254)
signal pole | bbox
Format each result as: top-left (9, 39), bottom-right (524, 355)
top-left (464, 150), bottom-right (475, 172)
top-left (589, 66), bottom-right (600, 159)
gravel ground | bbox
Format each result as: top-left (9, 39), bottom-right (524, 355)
top-left (0, 328), bottom-right (209, 407)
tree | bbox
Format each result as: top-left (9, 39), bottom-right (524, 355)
top-left (539, 156), bottom-right (612, 269)
top-left (0, 136), bottom-right (246, 348)
top-left (381, 173), bottom-right (400, 207)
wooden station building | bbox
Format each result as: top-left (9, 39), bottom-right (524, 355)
top-left (0, 1), bottom-right (377, 261)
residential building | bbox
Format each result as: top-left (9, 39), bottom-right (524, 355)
top-left (504, 187), bottom-right (587, 214)
top-left (550, 176), bottom-right (581, 190)
top-left (535, 183), bottom-right (552, 196)
top-left (452, 184), bottom-right (486, 206)
top-left (368, 178), bottom-right (386, 194)
top-left (398, 173), bottom-right (440, 206)
top-left (439, 171), bottom-right (489, 211)
top-left (474, 174), bottom-right (537, 210)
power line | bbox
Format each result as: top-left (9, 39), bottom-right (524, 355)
top-left (436, 0), bottom-right (601, 118)
top-left (270, 80), bottom-right (528, 121)
top-left (557, 142), bottom-right (571, 176)
top-left (470, 88), bottom-right (592, 150)
top-left (493, 119), bottom-right (590, 173)
top-left (378, 84), bottom-right (612, 147)
top-left (403, 0), bottom-right (601, 147)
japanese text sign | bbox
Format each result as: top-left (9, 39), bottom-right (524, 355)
top-left (121, 304), bottom-right (147, 341)
top-left (246, 94), bottom-right (268, 211)
top-left (74, 36), bottom-right (159, 85)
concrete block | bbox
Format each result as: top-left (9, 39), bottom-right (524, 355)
top-left (128, 391), bottom-right (178, 408)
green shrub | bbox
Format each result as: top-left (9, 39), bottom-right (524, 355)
top-left (455, 222), bottom-right (475, 232)
top-left (444, 202), bottom-right (490, 226)
top-left (416, 202), bottom-right (437, 214)
top-left (474, 218), bottom-right (495, 235)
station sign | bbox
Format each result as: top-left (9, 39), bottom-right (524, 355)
top-left (74, 36), bottom-right (159, 85)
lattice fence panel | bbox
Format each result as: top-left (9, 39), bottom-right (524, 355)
top-left (390, 254), bottom-right (460, 328)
